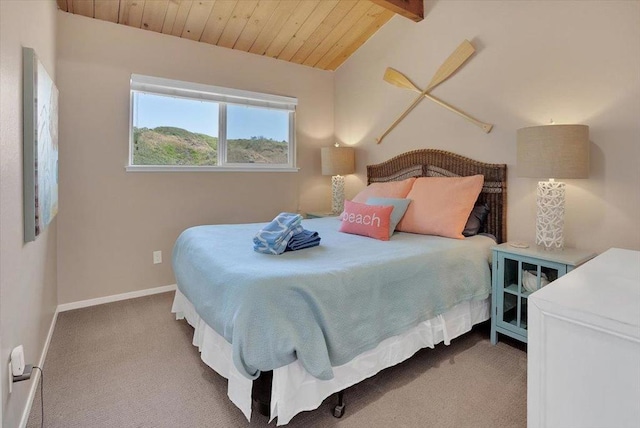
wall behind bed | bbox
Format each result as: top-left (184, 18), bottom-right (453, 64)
top-left (334, 0), bottom-right (640, 254)
top-left (56, 12), bottom-right (334, 304)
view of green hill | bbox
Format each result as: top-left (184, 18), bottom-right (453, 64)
top-left (133, 126), bottom-right (288, 165)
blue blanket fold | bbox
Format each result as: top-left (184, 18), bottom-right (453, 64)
top-left (286, 229), bottom-right (321, 251)
top-left (253, 212), bottom-right (303, 255)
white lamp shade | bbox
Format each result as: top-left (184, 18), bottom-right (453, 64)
top-left (321, 147), bottom-right (355, 176)
top-left (517, 125), bottom-right (589, 179)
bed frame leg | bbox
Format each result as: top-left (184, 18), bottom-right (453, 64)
top-left (332, 390), bottom-right (346, 418)
top-left (252, 371), bottom-right (273, 417)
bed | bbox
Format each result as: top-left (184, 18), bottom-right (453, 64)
top-left (171, 149), bottom-right (507, 425)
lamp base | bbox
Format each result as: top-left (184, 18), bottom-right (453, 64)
top-left (536, 180), bottom-right (565, 250)
top-left (331, 175), bottom-right (345, 214)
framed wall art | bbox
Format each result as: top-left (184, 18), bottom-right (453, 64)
top-left (23, 47), bottom-right (59, 242)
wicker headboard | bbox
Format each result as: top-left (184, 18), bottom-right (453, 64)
top-left (366, 149), bottom-right (507, 243)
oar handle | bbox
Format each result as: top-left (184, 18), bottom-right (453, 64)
top-left (376, 90), bottom-right (427, 144)
top-left (423, 92), bottom-right (493, 133)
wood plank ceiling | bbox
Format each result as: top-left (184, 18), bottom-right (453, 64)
top-left (55, 0), bottom-right (423, 71)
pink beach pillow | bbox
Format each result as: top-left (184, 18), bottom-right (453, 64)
top-left (339, 200), bottom-right (394, 241)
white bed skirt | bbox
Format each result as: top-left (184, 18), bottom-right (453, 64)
top-left (171, 290), bottom-right (490, 425)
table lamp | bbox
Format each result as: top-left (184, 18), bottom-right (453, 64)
top-left (321, 144), bottom-right (355, 214)
top-left (517, 124), bottom-right (589, 250)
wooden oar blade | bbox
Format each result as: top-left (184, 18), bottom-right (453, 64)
top-left (425, 39), bottom-right (475, 91)
top-left (383, 68), bottom-right (420, 92)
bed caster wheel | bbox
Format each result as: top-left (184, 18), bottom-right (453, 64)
top-left (333, 403), bottom-right (345, 418)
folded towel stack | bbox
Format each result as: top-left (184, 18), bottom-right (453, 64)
top-left (285, 229), bottom-right (321, 252)
top-left (253, 213), bottom-right (304, 255)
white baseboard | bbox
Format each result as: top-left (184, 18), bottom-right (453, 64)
top-left (19, 306), bottom-right (59, 428)
top-left (57, 284), bottom-right (177, 312)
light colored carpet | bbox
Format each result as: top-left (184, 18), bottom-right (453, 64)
top-left (27, 292), bottom-right (527, 428)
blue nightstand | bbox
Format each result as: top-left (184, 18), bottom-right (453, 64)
top-left (490, 243), bottom-right (596, 345)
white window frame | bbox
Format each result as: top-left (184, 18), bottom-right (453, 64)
top-left (126, 74), bottom-right (298, 172)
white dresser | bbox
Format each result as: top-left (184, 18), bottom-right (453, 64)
top-left (527, 248), bottom-right (640, 428)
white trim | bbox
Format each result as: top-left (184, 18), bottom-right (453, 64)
top-left (128, 74), bottom-right (297, 171)
top-left (125, 165), bottom-right (299, 173)
top-left (57, 284), bottom-right (177, 312)
top-left (219, 103), bottom-right (228, 165)
top-left (288, 110), bottom-right (295, 166)
top-left (19, 307), bottom-right (59, 428)
top-left (130, 74), bottom-right (297, 110)
top-left (129, 88), bottom-right (135, 166)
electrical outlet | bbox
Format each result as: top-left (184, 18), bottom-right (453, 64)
top-left (11, 345), bottom-right (25, 376)
top-left (153, 250), bottom-right (162, 264)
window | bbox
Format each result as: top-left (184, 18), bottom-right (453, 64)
top-left (128, 74), bottom-right (297, 172)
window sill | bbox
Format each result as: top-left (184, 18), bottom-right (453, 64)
top-left (125, 165), bottom-right (299, 173)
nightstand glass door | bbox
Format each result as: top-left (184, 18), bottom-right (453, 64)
top-left (496, 254), bottom-right (567, 341)
top-left (491, 244), bottom-right (596, 345)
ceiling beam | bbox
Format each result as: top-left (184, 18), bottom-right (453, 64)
top-left (369, 0), bottom-right (423, 22)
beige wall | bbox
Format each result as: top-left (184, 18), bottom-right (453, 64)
top-left (0, 1), bottom-right (58, 426)
top-left (335, 0), bottom-right (640, 254)
top-left (56, 12), bottom-right (334, 304)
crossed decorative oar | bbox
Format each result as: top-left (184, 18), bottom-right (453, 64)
top-left (377, 40), bottom-right (493, 144)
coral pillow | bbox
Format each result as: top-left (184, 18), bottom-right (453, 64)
top-left (396, 175), bottom-right (484, 239)
top-left (339, 200), bottom-right (393, 241)
top-left (351, 177), bottom-right (416, 203)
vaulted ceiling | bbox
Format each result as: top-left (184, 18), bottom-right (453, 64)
top-left (55, 0), bottom-right (423, 71)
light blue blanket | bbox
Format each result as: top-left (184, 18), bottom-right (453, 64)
top-left (253, 212), bottom-right (303, 255)
top-left (172, 217), bottom-right (493, 381)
